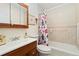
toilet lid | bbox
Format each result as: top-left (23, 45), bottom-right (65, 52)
top-left (37, 45), bottom-right (51, 52)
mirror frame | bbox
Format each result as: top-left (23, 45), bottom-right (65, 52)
top-left (12, 3), bottom-right (29, 28)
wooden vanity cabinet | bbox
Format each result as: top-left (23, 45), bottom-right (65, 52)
top-left (3, 41), bottom-right (38, 56)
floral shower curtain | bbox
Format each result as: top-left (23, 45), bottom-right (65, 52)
top-left (38, 14), bottom-right (48, 46)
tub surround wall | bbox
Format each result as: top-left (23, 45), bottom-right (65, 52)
top-left (76, 4), bottom-right (79, 47)
top-left (48, 26), bottom-right (77, 45)
top-left (47, 4), bottom-right (77, 45)
top-left (77, 23), bottom-right (79, 47)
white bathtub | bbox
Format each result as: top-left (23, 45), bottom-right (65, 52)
top-left (49, 41), bottom-right (79, 56)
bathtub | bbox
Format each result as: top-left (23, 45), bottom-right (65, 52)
top-left (49, 41), bottom-right (79, 56)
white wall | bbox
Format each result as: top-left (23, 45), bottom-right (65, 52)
top-left (47, 4), bottom-right (77, 45)
top-left (0, 3), bottom-right (39, 42)
top-left (26, 3), bottom-right (38, 37)
top-left (26, 3), bottom-right (38, 17)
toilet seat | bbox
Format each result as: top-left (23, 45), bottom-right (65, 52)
top-left (37, 45), bottom-right (51, 54)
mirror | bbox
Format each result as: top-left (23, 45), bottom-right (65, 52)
top-left (11, 3), bottom-right (29, 28)
top-left (0, 3), bottom-right (29, 28)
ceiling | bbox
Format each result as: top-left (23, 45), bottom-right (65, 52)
top-left (38, 3), bottom-right (63, 10)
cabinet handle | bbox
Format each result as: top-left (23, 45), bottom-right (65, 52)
top-left (32, 52), bottom-right (35, 54)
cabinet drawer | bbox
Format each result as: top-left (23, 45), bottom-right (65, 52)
top-left (3, 41), bottom-right (37, 56)
top-left (27, 48), bottom-right (38, 56)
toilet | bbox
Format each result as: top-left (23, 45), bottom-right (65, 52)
top-left (37, 45), bottom-right (51, 56)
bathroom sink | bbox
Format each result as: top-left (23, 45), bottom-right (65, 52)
top-left (2, 37), bottom-right (37, 47)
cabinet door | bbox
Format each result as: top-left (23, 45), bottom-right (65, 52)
top-left (0, 3), bottom-right (10, 24)
top-left (11, 3), bottom-right (20, 25)
top-left (27, 48), bottom-right (38, 56)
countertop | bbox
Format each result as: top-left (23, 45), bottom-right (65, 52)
top-left (0, 38), bottom-right (37, 56)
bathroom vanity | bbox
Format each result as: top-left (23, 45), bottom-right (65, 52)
top-left (0, 38), bottom-right (38, 56)
top-left (0, 3), bottom-right (38, 56)
top-left (3, 41), bottom-right (38, 56)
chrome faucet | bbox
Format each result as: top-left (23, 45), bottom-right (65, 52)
top-left (24, 32), bottom-right (27, 38)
